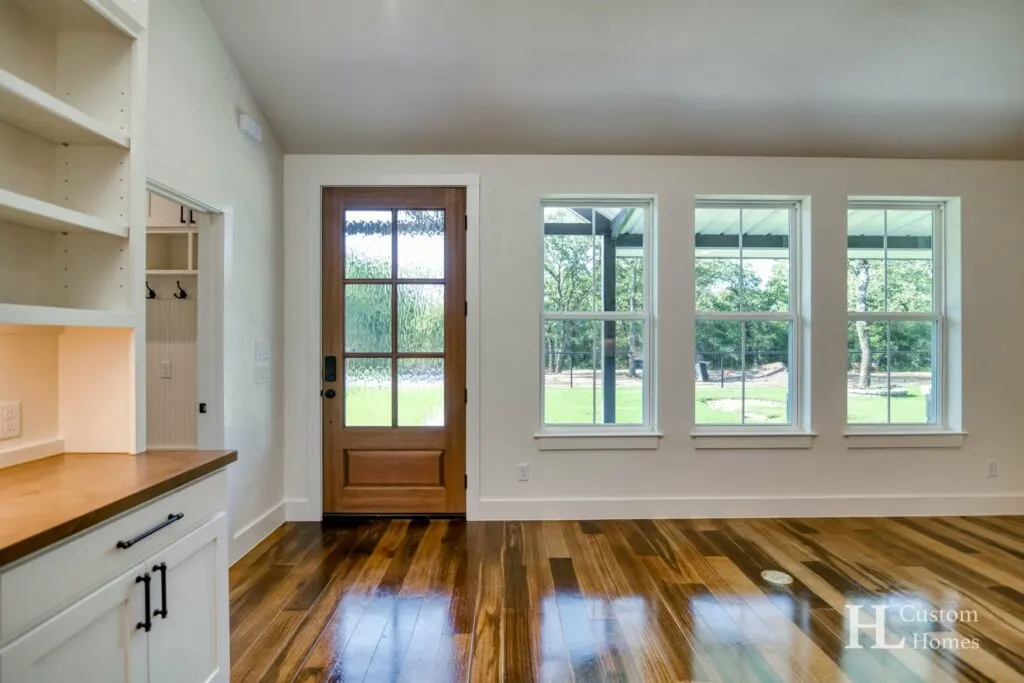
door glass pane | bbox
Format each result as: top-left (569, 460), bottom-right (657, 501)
top-left (344, 210), bottom-right (392, 278)
top-left (345, 358), bottom-right (391, 426)
top-left (397, 210), bottom-right (445, 279)
top-left (345, 285), bottom-right (392, 352)
top-left (398, 284), bottom-right (444, 352)
top-left (398, 358), bottom-right (445, 426)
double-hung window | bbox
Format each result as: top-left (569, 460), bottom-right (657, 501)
top-left (694, 200), bottom-right (800, 427)
top-left (541, 200), bottom-right (653, 430)
top-left (847, 202), bottom-right (942, 426)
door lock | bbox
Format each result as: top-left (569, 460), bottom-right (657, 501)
top-left (322, 388), bottom-right (337, 399)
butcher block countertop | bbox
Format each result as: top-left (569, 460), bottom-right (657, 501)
top-left (0, 450), bottom-right (237, 568)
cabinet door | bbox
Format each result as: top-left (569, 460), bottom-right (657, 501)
top-left (0, 564), bottom-right (148, 683)
top-left (147, 514), bottom-right (229, 683)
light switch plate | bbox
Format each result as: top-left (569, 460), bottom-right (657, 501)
top-left (1, 401), bottom-right (21, 441)
top-left (159, 361), bottom-right (172, 379)
top-left (255, 361), bottom-right (271, 384)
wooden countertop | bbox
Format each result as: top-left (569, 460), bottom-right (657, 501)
top-left (0, 450), bottom-right (237, 567)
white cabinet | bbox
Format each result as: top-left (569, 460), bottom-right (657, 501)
top-left (147, 516), bottom-right (229, 683)
top-left (0, 474), bottom-right (231, 683)
top-left (0, 564), bottom-right (148, 683)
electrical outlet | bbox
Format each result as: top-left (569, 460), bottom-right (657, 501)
top-left (517, 463), bottom-right (530, 482)
top-left (255, 361), bottom-right (271, 384)
top-left (0, 401), bottom-right (21, 441)
top-left (159, 361), bottom-right (172, 379)
top-left (255, 339), bottom-right (272, 360)
top-left (986, 461), bottom-right (998, 478)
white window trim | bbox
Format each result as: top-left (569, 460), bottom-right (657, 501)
top-left (538, 198), bottom-right (657, 437)
top-left (845, 201), bottom-right (953, 441)
top-left (692, 199), bottom-right (806, 437)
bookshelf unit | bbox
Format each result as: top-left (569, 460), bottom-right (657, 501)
top-left (0, 0), bottom-right (147, 464)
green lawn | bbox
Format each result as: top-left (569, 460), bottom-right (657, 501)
top-left (345, 384), bottom-right (930, 426)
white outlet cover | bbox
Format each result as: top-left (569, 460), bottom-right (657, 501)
top-left (0, 401), bottom-right (21, 441)
top-left (255, 339), bottom-right (272, 360)
top-left (159, 361), bottom-right (172, 379)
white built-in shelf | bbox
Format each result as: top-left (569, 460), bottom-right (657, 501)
top-left (0, 188), bottom-right (127, 238)
top-left (0, 303), bottom-right (134, 328)
top-left (0, 69), bottom-right (130, 148)
top-left (9, 0), bottom-right (141, 37)
top-left (147, 270), bottom-right (197, 276)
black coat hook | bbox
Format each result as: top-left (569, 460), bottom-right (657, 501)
top-left (146, 281), bottom-right (156, 299)
top-left (174, 280), bottom-right (188, 299)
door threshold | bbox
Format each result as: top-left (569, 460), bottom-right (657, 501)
top-left (322, 512), bottom-right (466, 524)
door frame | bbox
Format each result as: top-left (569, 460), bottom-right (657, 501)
top-left (145, 179), bottom-right (229, 452)
top-left (284, 173), bottom-right (481, 521)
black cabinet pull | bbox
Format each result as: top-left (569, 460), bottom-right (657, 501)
top-left (153, 563), bottom-right (168, 619)
top-left (136, 573), bottom-right (152, 632)
top-left (179, 206), bottom-right (186, 224)
top-left (116, 513), bottom-right (184, 550)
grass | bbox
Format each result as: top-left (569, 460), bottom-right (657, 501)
top-left (344, 384), bottom-right (930, 426)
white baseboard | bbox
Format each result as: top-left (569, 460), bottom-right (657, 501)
top-left (230, 500), bottom-right (286, 564)
top-left (285, 497), bottom-right (319, 522)
top-left (0, 438), bottom-right (65, 470)
top-left (474, 494), bottom-right (1024, 521)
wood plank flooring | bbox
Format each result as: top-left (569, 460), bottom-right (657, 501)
top-left (229, 517), bottom-right (1024, 682)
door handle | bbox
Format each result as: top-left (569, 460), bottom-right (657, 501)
top-left (153, 563), bottom-right (168, 619)
top-left (136, 573), bottom-right (152, 632)
top-left (322, 388), bottom-right (336, 399)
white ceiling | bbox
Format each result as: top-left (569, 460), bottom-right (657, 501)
top-left (200, 0), bottom-right (1024, 158)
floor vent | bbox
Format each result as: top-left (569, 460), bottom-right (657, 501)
top-left (761, 570), bottom-right (794, 586)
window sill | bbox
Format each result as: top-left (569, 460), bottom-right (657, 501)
top-left (843, 430), bottom-right (966, 449)
top-left (690, 431), bottom-right (816, 450)
top-left (534, 431), bottom-right (663, 451)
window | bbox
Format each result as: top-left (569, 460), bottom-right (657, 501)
top-left (541, 201), bottom-right (652, 430)
top-left (847, 202), bottom-right (941, 426)
top-left (694, 201), bottom-right (799, 427)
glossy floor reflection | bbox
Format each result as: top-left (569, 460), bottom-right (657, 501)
top-left (229, 517), bottom-right (1024, 682)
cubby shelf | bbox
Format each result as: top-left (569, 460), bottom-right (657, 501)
top-left (0, 188), bottom-right (127, 238)
top-left (9, 0), bottom-right (143, 37)
top-left (0, 303), bottom-right (134, 328)
top-left (0, 69), bottom-right (130, 148)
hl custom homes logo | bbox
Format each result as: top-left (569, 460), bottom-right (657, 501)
top-left (845, 604), bottom-right (981, 651)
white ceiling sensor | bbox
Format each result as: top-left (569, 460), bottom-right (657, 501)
top-left (238, 112), bottom-right (263, 143)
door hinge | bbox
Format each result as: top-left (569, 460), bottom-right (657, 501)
top-left (464, 474), bottom-right (468, 489)
top-left (464, 215), bottom-right (468, 231)
top-left (464, 301), bottom-right (468, 315)
top-left (198, 402), bottom-right (207, 414)
top-left (464, 388), bottom-right (468, 404)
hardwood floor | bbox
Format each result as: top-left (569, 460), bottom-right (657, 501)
top-left (229, 517), bottom-right (1024, 682)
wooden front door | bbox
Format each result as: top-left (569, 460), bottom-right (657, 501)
top-left (322, 187), bottom-right (466, 514)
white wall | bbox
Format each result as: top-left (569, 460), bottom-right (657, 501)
top-left (285, 155), bottom-right (1024, 520)
top-left (148, 0), bottom-right (285, 559)
top-left (0, 328), bottom-right (60, 467)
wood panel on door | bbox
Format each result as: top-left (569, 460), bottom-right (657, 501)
top-left (322, 187), bottom-right (466, 514)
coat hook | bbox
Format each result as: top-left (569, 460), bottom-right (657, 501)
top-left (146, 281), bottom-right (156, 299)
top-left (174, 280), bottom-right (188, 299)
